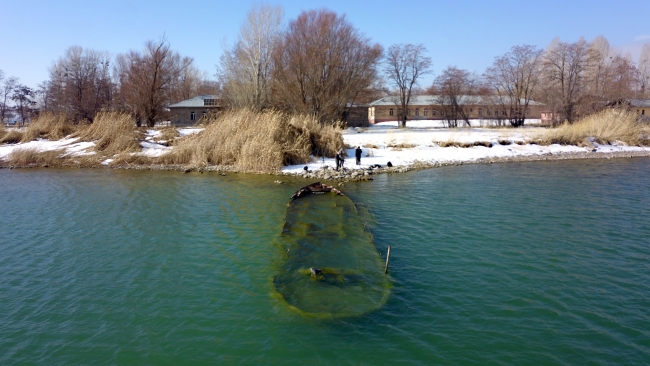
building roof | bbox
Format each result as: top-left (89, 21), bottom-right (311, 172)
top-left (606, 98), bottom-right (650, 108)
top-left (168, 95), bottom-right (221, 108)
top-left (367, 95), bottom-right (544, 107)
top-left (627, 99), bottom-right (650, 108)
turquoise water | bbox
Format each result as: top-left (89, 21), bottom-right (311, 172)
top-left (1, 159), bottom-right (649, 365)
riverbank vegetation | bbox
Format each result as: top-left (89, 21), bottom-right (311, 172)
top-left (1, 109), bottom-right (344, 172)
top-left (160, 109), bottom-right (343, 171)
top-left (539, 109), bottom-right (650, 147)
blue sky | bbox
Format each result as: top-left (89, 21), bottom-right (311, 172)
top-left (1, 0), bottom-right (649, 89)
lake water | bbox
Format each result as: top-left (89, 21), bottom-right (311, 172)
top-left (1, 159), bottom-right (649, 365)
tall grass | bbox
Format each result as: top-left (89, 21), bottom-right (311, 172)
top-left (7, 148), bottom-right (66, 167)
top-left (1, 127), bottom-right (23, 144)
top-left (76, 111), bottom-right (140, 155)
top-left (21, 113), bottom-right (77, 142)
top-left (160, 109), bottom-right (343, 171)
top-left (152, 127), bottom-right (179, 146)
top-left (539, 109), bottom-right (648, 146)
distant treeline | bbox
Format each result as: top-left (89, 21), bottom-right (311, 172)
top-left (1, 5), bottom-right (649, 127)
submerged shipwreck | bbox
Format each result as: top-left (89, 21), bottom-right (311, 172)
top-left (273, 182), bottom-right (391, 318)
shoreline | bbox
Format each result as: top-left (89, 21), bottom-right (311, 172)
top-left (2, 149), bottom-right (649, 181)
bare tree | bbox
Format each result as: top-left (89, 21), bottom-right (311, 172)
top-left (583, 35), bottom-right (611, 99)
top-left (11, 84), bottom-right (36, 127)
top-left (541, 38), bottom-right (596, 122)
top-left (434, 66), bottom-right (479, 127)
top-left (1, 72), bottom-right (18, 124)
top-left (116, 37), bottom-right (193, 127)
top-left (384, 43), bottom-right (432, 127)
top-left (484, 45), bottom-right (543, 127)
top-left (46, 46), bottom-right (113, 123)
top-left (220, 4), bottom-right (283, 110)
top-left (273, 9), bottom-right (383, 124)
top-left (638, 43), bottom-right (650, 97)
top-left (602, 54), bottom-right (638, 101)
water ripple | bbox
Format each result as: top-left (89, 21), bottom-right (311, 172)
top-left (1, 160), bottom-right (650, 364)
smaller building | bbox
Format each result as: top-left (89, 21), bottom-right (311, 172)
top-left (607, 99), bottom-right (650, 120)
top-left (168, 95), bottom-right (223, 126)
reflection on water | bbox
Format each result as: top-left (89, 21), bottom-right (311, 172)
top-left (1, 159), bottom-right (649, 364)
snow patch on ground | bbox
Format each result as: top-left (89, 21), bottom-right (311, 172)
top-left (281, 121), bottom-right (650, 174)
top-left (178, 128), bottom-right (203, 136)
top-left (0, 136), bottom-right (95, 160)
top-left (2, 122), bottom-right (649, 170)
top-left (139, 141), bottom-right (171, 157)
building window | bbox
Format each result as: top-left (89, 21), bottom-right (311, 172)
top-left (202, 111), bottom-right (207, 119)
top-left (432, 110), bottom-right (437, 116)
top-left (424, 108), bottom-right (428, 116)
top-left (487, 109), bottom-right (491, 116)
top-left (478, 108), bottom-right (482, 116)
top-left (389, 108), bottom-right (394, 116)
top-left (204, 99), bottom-right (217, 106)
top-left (415, 108), bottom-right (420, 116)
top-left (190, 111), bottom-right (196, 121)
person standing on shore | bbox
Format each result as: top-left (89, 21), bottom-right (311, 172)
top-left (336, 148), bottom-right (345, 170)
top-left (355, 146), bottom-right (362, 165)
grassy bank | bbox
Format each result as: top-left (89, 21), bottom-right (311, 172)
top-left (160, 109), bottom-right (343, 172)
top-left (1, 109), bottom-right (344, 171)
top-left (539, 109), bottom-right (649, 146)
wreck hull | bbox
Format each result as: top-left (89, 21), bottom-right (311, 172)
top-left (273, 189), bottom-right (391, 318)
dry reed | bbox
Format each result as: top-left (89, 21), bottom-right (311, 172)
top-left (76, 111), bottom-right (140, 155)
top-left (152, 127), bottom-right (180, 146)
top-left (539, 109), bottom-right (648, 146)
top-left (8, 148), bottom-right (66, 167)
top-left (435, 140), bottom-right (492, 148)
top-left (1, 128), bottom-right (23, 144)
top-left (160, 109), bottom-right (343, 172)
top-left (20, 113), bottom-right (77, 142)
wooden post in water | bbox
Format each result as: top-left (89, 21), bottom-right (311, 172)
top-left (384, 246), bottom-right (391, 274)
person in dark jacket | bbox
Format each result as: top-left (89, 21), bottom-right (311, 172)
top-left (355, 146), bottom-right (362, 165)
top-left (335, 148), bottom-right (344, 170)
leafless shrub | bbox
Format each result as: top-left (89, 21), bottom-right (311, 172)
top-left (473, 141), bottom-right (492, 147)
top-left (76, 111), bottom-right (140, 155)
top-left (7, 148), bottom-right (66, 167)
top-left (538, 109), bottom-right (646, 146)
top-left (435, 140), bottom-right (491, 148)
top-left (20, 113), bottom-right (77, 142)
top-left (388, 142), bottom-right (416, 149)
